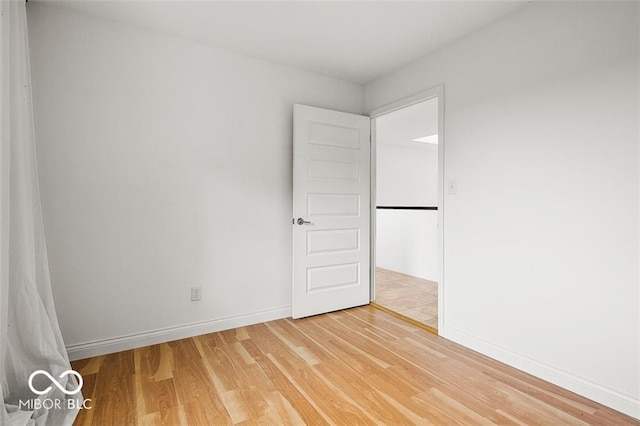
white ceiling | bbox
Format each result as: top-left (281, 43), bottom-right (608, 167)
top-left (377, 97), bottom-right (438, 147)
top-left (42, 1), bottom-right (529, 85)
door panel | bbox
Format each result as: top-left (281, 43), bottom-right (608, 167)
top-left (292, 104), bottom-right (370, 318)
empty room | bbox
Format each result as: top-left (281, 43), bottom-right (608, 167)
top-left (1, 0), bottom-right (639, 424)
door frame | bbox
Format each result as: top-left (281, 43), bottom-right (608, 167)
top-left (368, 84), bottom-right (445, 333)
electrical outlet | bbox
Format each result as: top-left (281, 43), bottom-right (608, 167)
top-left (191, 286), bottom-right (202, 302)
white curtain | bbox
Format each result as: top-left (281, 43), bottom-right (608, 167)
top-left (1, 0), bottom-right (81, 424)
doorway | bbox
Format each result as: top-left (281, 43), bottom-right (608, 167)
top-left (370, 91), bottom-right (443, 332)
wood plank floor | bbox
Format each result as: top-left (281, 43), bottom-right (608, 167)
top-left (72, 306), bottom-right (638, 425)
top-left (375, 267), bottom-right (438, 329)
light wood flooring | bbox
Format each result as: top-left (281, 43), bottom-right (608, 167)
top-left (71, 306), bottom-right (638, 425)
top-left (375, 267), bottom-right (438, 329)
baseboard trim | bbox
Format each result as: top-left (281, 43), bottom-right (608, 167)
top-left (441, 325), bottom-right (640, 420)
top-left (66, 306), bottom-right (292, 361)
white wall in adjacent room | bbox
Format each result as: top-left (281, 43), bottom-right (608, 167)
top-left (376, 209), bottom-right (438, 281)
top-left (376, 142), bottom-right (438, 281)
top-left (376, 142), bottom-right (438, 207)
top-left (366, 1), bottom-right (639, 418)
top-left (27, 3), bottom-right (363, 357)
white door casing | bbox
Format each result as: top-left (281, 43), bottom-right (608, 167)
top-left (292, 104), bottom-right (371, 319)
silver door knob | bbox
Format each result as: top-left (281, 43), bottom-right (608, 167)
top-left (296, 218), bottom-right (311, 225)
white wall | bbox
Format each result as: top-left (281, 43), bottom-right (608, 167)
top-left (27, 3), bottom-right (363, 358)
top-left (366, 1), bottom-right (639, 418)
top-left (376, 210), bottom-right (438, 281)
top-left (376, 142), bottom-right (438, 280)
top-left (376, 143), bottom-right (438, 207)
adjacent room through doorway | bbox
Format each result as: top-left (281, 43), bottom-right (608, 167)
top-left (374, 97), bottom-right (439, 331)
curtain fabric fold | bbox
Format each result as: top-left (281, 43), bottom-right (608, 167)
top-left (1, 0), bottom-right (81, 424)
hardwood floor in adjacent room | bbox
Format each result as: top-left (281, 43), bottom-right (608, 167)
top-left (72, 306), bottom-right (638, 425)
top-left (375, 267), bottom-right (438, 330)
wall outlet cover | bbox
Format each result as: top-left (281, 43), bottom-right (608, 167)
top-left (191, 286), bottom-right (202, 302)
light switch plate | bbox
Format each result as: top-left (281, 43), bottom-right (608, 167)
top-left (447, 179), bottom-right (457, 195)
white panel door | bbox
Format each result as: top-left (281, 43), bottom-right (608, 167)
top-left (293, 104), bottom-right (370, 318)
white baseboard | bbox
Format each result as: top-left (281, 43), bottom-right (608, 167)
top-left (66, 306), bottom-right (292, 361)
top-left (441, 325), bottom-right (640, 421)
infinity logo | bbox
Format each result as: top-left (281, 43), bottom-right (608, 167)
top-left (28, 370), bottom-right (84, 396)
